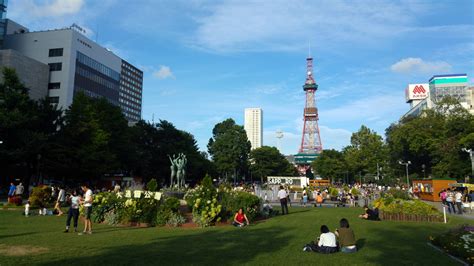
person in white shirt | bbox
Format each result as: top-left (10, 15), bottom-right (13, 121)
top-left (64, 190), bottom-right (82, 233)
top-left (455, 190), bottom-right (463, 215)
top-left (24, 200), bottom-right (30, 217)
top-left (15, 182), bottom-right (24, 196)
top-left (79, 184), bottom-right (93, 235)
top-left (54, 187), bottom-right (66, 216)
top-left (303, 225), bottom-right (338, 253)
top-left (446, 188), bottom-right (456, 214)
top-left (278, 186), bottom-right (289, 215)
top-left (316, 225), bottom-right (338, 253)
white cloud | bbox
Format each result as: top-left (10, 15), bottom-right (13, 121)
top-left (153, 66), bottom-right (175, 80)
top-left (390, 57), bottom-right (452, 74)
top-left (190, 0), bottom-right (431, 53)
top-left (12, 0), bottom-right (84, 18)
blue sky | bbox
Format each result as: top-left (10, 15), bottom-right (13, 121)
top-left (9, 0), bottom-right (474, 155)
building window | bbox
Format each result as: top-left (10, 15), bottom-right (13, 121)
top-left (49, 48), bottom-right (64, 57)
top-left (48, 82), bottom-right (61, 90)
top-left (49, 96), bottom-right (59, 104)
top-left (49, 63), bottom-right (62, 71)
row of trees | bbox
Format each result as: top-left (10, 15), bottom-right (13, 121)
top-left (0, 68), bottom-right (295, 188)
top-left (312, 97), bottom-right (474, 184)
top-left (0, 68), bottom-right (214, 188)
top-left (207, 118), bottom-right (297, 183)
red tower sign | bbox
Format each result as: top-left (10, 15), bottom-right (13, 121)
top-left (295, 56), bottom-right (322, 174)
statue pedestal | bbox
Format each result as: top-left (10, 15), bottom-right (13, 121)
top-left (164, 191), bottom-right (185, 199)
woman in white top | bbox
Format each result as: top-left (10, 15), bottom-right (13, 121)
top-left (316, 225), bottom-right (338, 253)
top-left (304, 224), bottom-right (338, 253)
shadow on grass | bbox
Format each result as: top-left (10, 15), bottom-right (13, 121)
top-left (359, 223), bottom-right (459, 265)
top-left (355, 238), bottom-right (366, 250)
top-left (0, 232), bottom-right (38, 240)
top-left (41, 226), bottom-right (292, 266)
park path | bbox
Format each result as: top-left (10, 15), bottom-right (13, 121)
top-left (423, 201), bottom-right (474, 220)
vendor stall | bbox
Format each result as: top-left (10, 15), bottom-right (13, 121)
top-left (412, 178), bottom-right (457, 201)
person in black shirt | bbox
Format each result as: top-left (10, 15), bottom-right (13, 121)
top-left (359, 205), bottom-right (379, 220)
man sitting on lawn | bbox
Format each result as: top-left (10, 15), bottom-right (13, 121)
top-left (359, 205), bottom-right (379, 220)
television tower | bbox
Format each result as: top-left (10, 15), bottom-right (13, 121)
top-left (295, 55), bottom-right (322, 174)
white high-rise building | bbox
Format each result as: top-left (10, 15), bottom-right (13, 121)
top-left (3, 25), bottom-right (143, 122)
top-left (244, 108), bottom-right (263, 150)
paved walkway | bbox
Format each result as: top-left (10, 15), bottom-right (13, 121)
top-left (423, 201), bottom-right (474, 220)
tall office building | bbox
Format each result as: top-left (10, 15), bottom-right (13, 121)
top-left (0, 0), bottom-right (7, 47)
top-left (3, 25), bottom-right (143, 122)
top-left (244, 108), bottom-right (263, 150)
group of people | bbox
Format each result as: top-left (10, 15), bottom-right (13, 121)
top-left (439, 188), bottom-right (473, 214)
top-left (8, 182), bottom-right (24, 198)
top-left (23, 184), bottom-right (94, 235)
top-left (303, 218), bottom-right (357, 254)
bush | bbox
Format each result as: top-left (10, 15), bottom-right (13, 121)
top-left (383, 189), bottom-right (411, 200)
top-left (29, 186), bottom-right (52, 208)
top-left (8, 196), bottom-right (22, 206)
top-left (147, 179), bottom-right (158, 192)
top-left (166, 212), bottom-right (186, 227)
top-left (185, 175), bottom-right (222, 227)
top-left (219, 190), bottom-right (261, 221)
top-left (156, 196), bottom-right (182, 227)
top-left (350, 187), bottom-right (360, 196)
top-left (374, 197), bottom-right (441, 218)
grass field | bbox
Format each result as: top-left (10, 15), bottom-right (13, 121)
top-left (0, 207), bottom-right (470, 266)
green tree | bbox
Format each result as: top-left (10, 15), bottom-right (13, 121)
top-left (344, 125), bottom-right (389, 183)
top-left (128, 120), bottom-right (215, 186)
top-left (386, 96), bottom-right (474, 181)
top-left (250, 146), bottom-right (297, 183)
top-left (311, 149), bottom-right (347, 183)
top-left (208, 118), bottom-right (251, 182)
top-left (0, 68), bottom-right (61, 186)
top-left (44, 92), bottom-right (123, 180)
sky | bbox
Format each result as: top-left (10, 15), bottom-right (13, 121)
top-left (9, 0), bottom-right (474, 155)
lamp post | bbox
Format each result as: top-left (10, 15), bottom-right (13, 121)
top-left (421, 164), bottom-right (426, 179)
top-left (462, 148), bottom-right (474, 177)
top-left (398, 160), bottom-right (411, 187)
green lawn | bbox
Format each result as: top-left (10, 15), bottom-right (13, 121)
top-left (0, 207), bottom-right (470, 265)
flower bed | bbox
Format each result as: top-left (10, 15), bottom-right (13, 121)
top-left (374, 191), bottom-right (443, 222)
top-left (184, 175), bottom-right (262, 227)
top-left (430, 225), bottom-right (474, 265)
top-left (91, 190), bottom-right (185, 227)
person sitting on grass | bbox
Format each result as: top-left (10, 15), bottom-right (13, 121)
top-left (335, 218), bottom-right (357, 253)
top-left (359, 205), bottom-right (379, 220)
top-left (303, 225), bottom-right (338, 253)
top-left (232, 208), bottom-right (250, 227)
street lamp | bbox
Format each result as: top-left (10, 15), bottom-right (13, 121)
top-left (421, 164), bottom-right (426, 179)
top-left (398, 160), bottom-right (411, 186)
top-left (462, 148), bottom-right (474, 177)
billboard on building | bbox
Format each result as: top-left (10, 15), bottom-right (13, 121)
top-left (405, 83), bottom-right (429, 102)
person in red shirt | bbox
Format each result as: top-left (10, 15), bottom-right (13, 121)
top-left (232, 208), bottom-right (250, 227)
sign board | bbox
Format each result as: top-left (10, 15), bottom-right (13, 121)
top-left (405, 84), bottom-right (429, 102)
top-left (294, 153), bottom-right (318, 164)
top-left (267, 176), bottom-right (309, 188)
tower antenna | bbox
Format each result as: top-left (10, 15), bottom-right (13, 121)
top-left (308, 41), bottom-right (311, 58)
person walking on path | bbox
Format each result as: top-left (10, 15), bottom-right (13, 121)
top-left (446, 189), bottom-right (455, 214)
top-left (64, 190), bottom-right (81, 233)
top-left (54, 187), bottom-right (66, 216)
top-left (15, 182), bottom-right (24, 196)
top-left (8, 182), bottom-right (16, 199)
top-left (278, 185), bottom-right (289, 215)
top-left (439, 189), bottom-right (447, 206)
top-left (455, 190), bottom-right (463, 215)
top-left (79, 184), bottom-right (93, 235)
